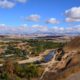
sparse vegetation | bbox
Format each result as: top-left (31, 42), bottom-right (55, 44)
top-left (0, 39), bottom-right (63, 80)
top-left (64, 36), bottom-right (80, 51)
top-left (0, 59), bottom-right (44, 80)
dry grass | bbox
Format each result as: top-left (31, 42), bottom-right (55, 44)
top-left (64, 36), bottom-right (80, 51)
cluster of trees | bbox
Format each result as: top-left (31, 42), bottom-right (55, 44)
top-left (2, 44), bottom-right (28, 58)
top-left (27, 39), bottom-right (64, 56)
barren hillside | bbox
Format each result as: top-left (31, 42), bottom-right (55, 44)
top-left (64, 36), bottom-right (80, 51)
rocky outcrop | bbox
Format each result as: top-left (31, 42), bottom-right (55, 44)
top-left (40, 37), bottom-right (80, 80)
top-left (50, 49), bottom-right (74, 72)
top-left (41, 49), bottom-right (79, 80)
top-left (54, 48), bottom-right (64, 61)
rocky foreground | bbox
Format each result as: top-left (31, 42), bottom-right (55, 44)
top-left (40, 36), bottom-right (80, 80)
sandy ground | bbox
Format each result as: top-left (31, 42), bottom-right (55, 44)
top-left (17, 56), bottom-right (42, 64)
top-left (16, 49), bottom-right (52, 64)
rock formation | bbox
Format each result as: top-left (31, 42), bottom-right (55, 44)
top-left (40, 36), bottom-right (80, 80)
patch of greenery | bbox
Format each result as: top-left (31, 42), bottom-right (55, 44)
top-left (0, 61), bottom-right (43, 80)
top-left (27, 39), bottom-right (64, 56)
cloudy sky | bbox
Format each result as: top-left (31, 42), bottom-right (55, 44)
top-left (0, 0), bottom-right (80, 34)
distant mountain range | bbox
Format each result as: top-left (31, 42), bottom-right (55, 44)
top-left (0, 31), bottom-right (80, 37)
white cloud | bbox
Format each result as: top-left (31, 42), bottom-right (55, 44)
top-left (0, 0), bottom-right (15, 8)
top-left (0, 24), bottom-right (29, 32)
top-left (51, 26), bottom-right (64, 33)
top-left (65, 7), bottom-right (80, 22)
top-left (46, 18), bottom-right (59, 24)
top-left (0, 0), bottom-right (28, 9)
top-left (18, 24), bottom-right (29, 31)
top-left (0, 24), bottom-right (8, 30)
top-left (0, 24), bottom-right (6, 26)
top-left (50, 25), bottom-right (80, 33)
top-left (32, 25), bottom-right (48, 32)
top-left (26, 14), bottom-right (40, 22)
top-left (65, 17), bottom-right (75, 22)
top-left (16, 0), bottom-right (27, 3)
top-left (0, 24), bottom-right (80, 34)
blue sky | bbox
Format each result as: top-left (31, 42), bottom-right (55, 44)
top-left (0, 0), bottom-right (80, 34)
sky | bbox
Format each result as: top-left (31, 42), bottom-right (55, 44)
top-left (0, 0), bottom-right (80, 34)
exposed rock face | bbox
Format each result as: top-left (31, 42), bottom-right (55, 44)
top-left (41, 50), bottom-right (80, 80)
top-left (54, 48), bottom-right (64, 61)
top-left (50, 49), bottom-right (74, 72)
top-left (40, 37), bottom-right (80, 80)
